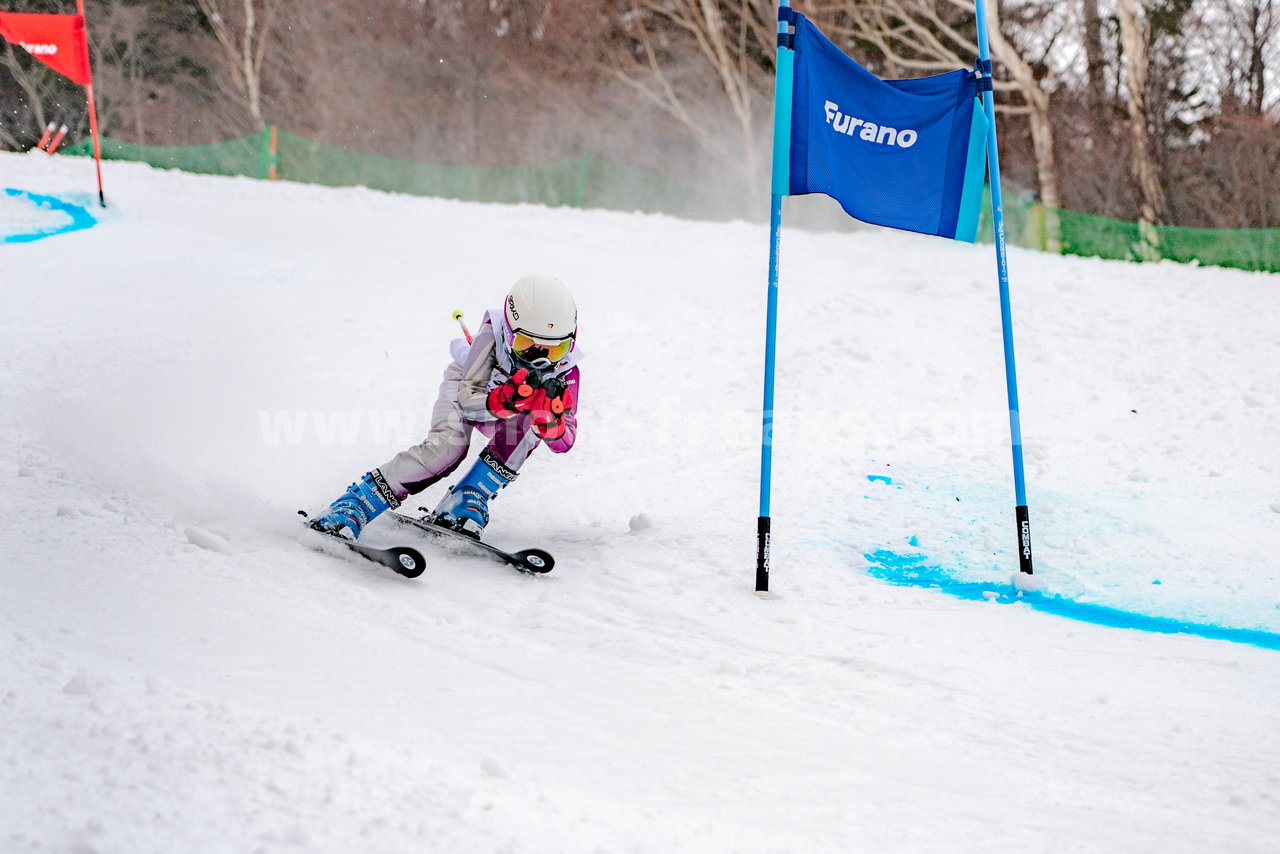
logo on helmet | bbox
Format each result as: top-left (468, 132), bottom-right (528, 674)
top-left (507, 295), bottom-right (520, 321)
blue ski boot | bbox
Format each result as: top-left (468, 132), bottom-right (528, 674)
top-left (309, 470), bottom-right (400, 539)
top-left (432, 450), bottom-right (518, 538)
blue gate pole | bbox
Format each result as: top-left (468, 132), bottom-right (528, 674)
top-left (757, 1), bottom-right (796, 593)
top-left (975, 0), bottom-right (1035, 574)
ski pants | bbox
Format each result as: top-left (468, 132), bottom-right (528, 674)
top-left (377, 361), bottom-right (541, 500)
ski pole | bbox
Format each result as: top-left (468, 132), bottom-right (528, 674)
top-left (452, 310), bottom-right (473, 344)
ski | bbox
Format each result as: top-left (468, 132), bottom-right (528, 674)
top-left (297, 511), bottom-right (427, 578)
top-left (383, 511), bottom-right (555, 574)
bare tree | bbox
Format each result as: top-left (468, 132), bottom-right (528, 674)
top-left (96, 6), bottom-right (143, 140)
top-left (1081, 0), bottom-right (1108, 114)
top-left (1116, 0), bottom-right (1166, 251)
top-left (195, 0), bottom-right (277, 130)
top-left (1, 42), bottom-right (51, 145)
top-left (603, 0), bottom-right (776, 195)
top-left (1223, 0), bottom-right (1277, 114)
top-left (85, 1), bottom-right (163, 141)
top-left (819, 0), bottom-right (1064, 217)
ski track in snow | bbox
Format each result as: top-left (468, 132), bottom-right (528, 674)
top-left (2, 152), bottom-right (1279, 853)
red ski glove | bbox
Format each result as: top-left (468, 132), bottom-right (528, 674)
top-left (529, 385), bottom-right (574, 440)
top-left (487, 369), bottom-right (537, 420)
top-left (532, 411), bottom-right (565, 440)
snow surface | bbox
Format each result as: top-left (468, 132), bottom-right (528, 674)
top-left (2, 151), bottom-right (1278, 853)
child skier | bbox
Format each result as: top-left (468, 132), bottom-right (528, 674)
top-left (308, 273), bottom-right (581, 540)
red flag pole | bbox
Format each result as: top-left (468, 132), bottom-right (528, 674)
top-left (75, 0), bottom-right (105, 206)
top-left (84, 79), bottom-right (105, 206)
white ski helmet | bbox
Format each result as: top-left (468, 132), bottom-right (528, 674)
top-left (503, 274), bottom-right (577, 365)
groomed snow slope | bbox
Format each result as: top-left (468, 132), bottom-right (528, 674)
top-left (2, 152), bottom-right (1278, 853)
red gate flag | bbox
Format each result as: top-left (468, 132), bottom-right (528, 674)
top-left (0, 12), bottom-right (91, 86)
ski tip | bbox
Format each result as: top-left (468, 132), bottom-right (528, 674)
top-left (392, 548), bottom-right (428, 578)
top-left (513, 548), bottom-right (555, 573)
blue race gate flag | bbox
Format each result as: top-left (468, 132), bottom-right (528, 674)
top-left (786, 13), bottom-right (988, 242)
top-left (756, 3), bottom-right (1035, 594)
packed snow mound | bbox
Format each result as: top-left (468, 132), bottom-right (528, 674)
top-left (3, 153), bottom-right (1278, 853)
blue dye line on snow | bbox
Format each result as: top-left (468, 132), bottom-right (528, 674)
top-left (865, 548), bottom-right (1280, 651)
top-left (2, 188), bottom-right (98, 243)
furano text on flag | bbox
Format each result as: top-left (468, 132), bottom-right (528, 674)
top-left (784, 13), bottom-right (988, 242)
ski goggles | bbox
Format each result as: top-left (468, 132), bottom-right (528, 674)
top-left (511, 330), bottom-right (573, 364)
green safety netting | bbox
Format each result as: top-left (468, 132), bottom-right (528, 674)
top-left (277, 130), bottom-right (589, 205)
top-left (64, 128), bottom-right (1279, 273)
top-left (271, 130), bottom-right (744, 219)
top-left (1158, 222), bottom-right (1280, 272)
top-left (63, 128), bottom-right (743, 220)
top-left (976, 194), bottom-right (1280, 273)
top-left (64, 133), bottom-right (268, 178)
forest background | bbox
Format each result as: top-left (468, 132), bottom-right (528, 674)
top-left (1, 0), bottom-right (1277, 230)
